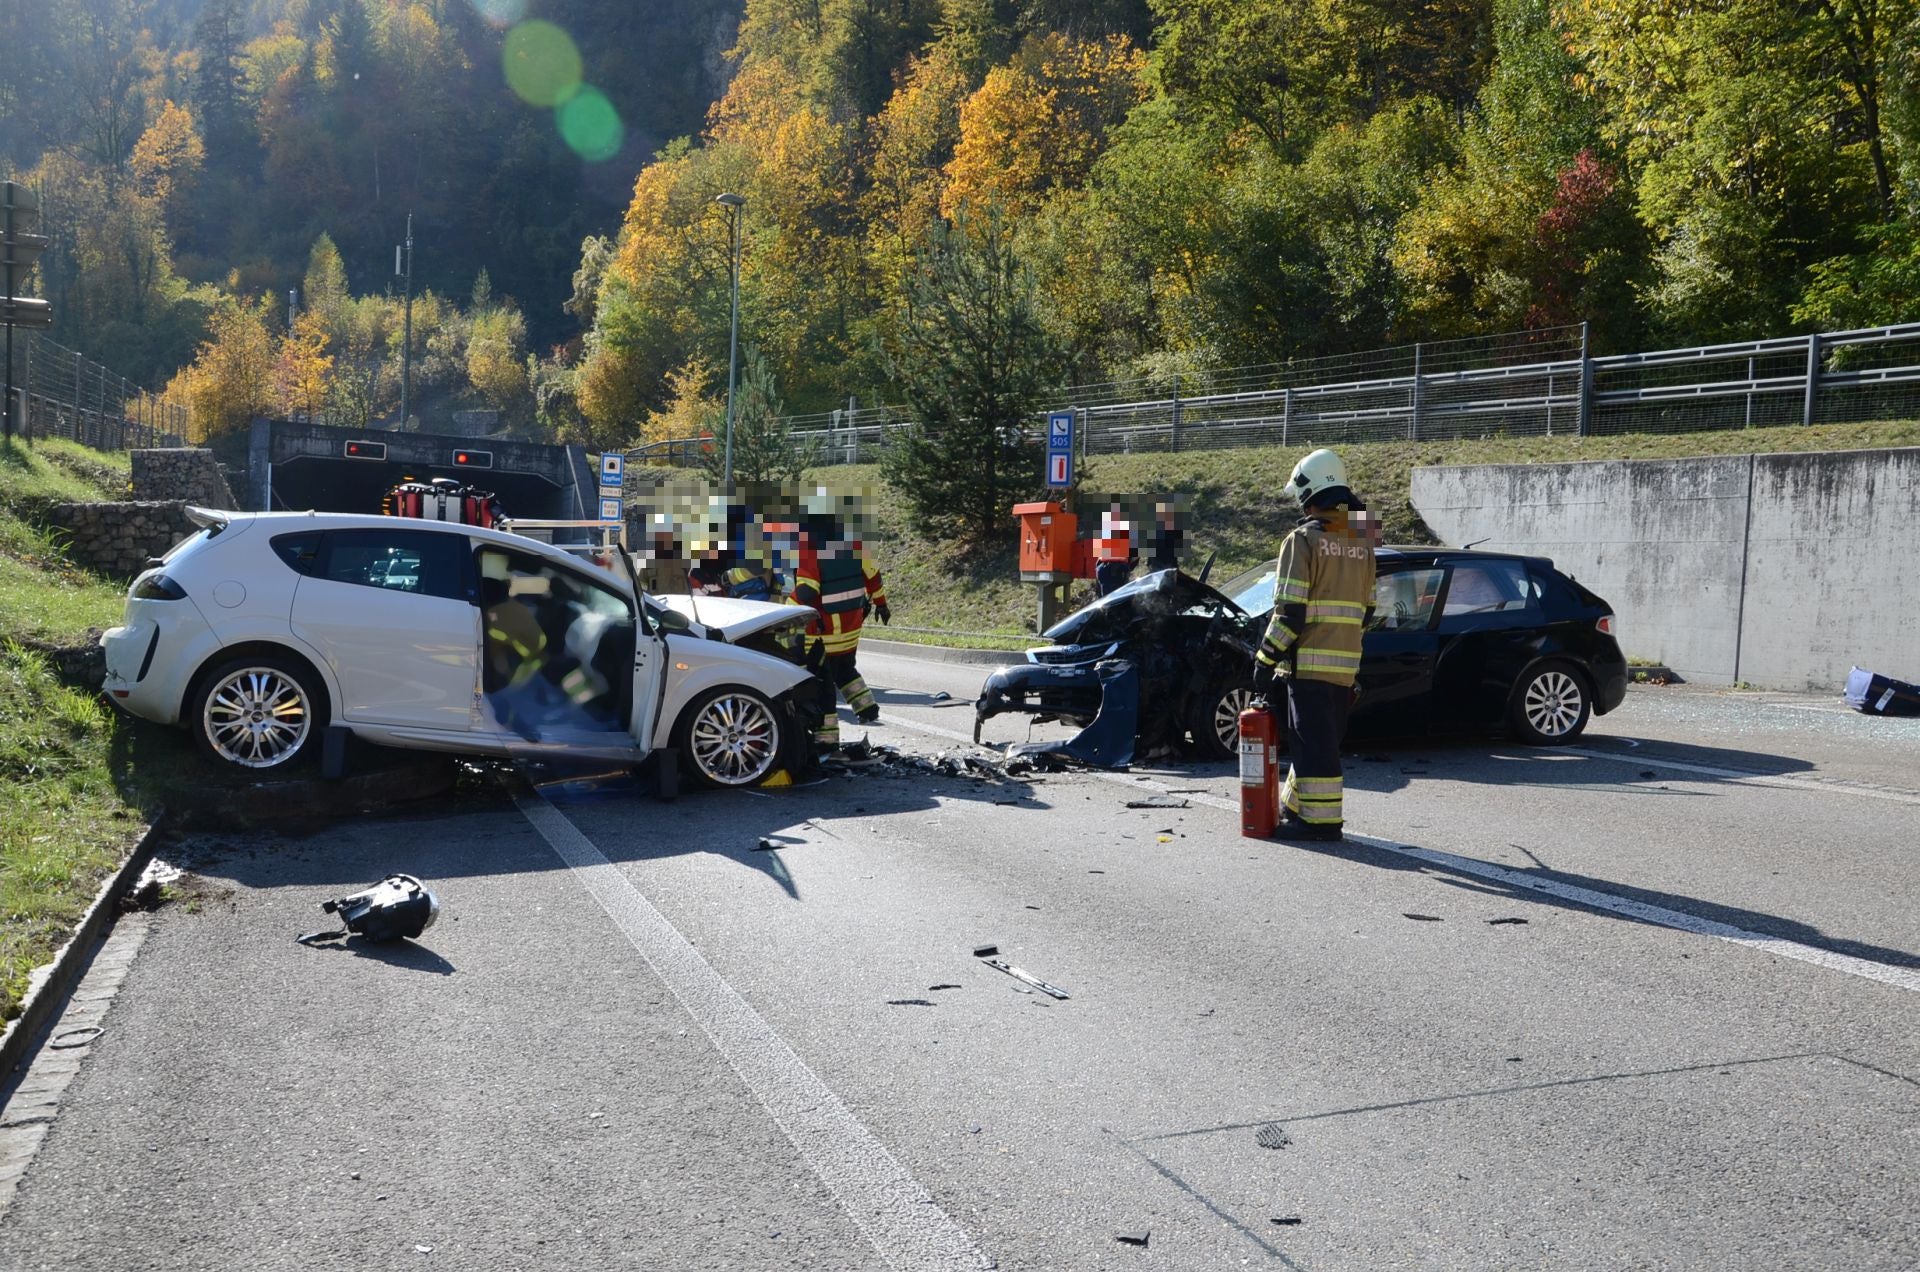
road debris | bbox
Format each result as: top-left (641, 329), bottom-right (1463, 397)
top-left (1255, 1123), bottom-right (1291, 1150)
top-left (125, 858), bottom-right (183, 910)
top-left (1115, 1230), bottom-right (1150, 1247)
top-left (1403, 913), bottom-right (1443, 922)
top-left (972, 944), bottom-right (1000, 957)
top-left (979, 956), bottom-right (1071, 999)
top-left (887, 999), bottom-right (935, 1007)
top-left (1270, 1216), bottom-right (1303, 1226)
top-left (299, 874), bottom-right (440, 944)
top-left (929, 983), bottom-right (963, 991)
top-left (1486, 917), bottom-right (1529, 926)
top-left (1125, 796), bottom-right (1189, 809)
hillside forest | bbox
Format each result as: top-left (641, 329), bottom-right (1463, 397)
top-left (2, 0), bottom-right (1916, 450)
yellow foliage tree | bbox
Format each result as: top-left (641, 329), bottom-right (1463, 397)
top-left (129, 100), bottom-right (205, 220)
top-left (943, 34), bottom-right (1147, 218)
top-left (274, 311), bottom-right (334, 422)
top-left (639, 356), bottom-right (722, 459)
top-left (467, 305), bottom-right (529, 412)
top-left (174, 296), bottom-right (275, 441)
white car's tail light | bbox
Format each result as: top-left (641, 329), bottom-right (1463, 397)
top-left (131, 573), bottom-right (187, 600)
top-left (1596, 614), bottom-right (1615, 636)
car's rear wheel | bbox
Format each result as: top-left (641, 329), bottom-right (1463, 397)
top-left (1508, 661), bottom-right (1591, 745)
top-left (675, 686), bottom-right (783, 788)
top-left (192, 654), bottom-right (324, 770)
top-left (1189, 681), bottom-right (1259, 761)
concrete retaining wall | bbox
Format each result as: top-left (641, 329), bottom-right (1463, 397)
top-left (1409, 447), bottom-right (1920, 691)
top-left (45, 501), bottom-right (197, 577)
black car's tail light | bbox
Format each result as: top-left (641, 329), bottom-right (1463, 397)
top-left (132, 573), bottom-right (187, 600)
top-left (1596, 614), bottom-right (1616, 636)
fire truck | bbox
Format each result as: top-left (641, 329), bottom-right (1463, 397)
top-left (382, 476), bottom-right (503, 528)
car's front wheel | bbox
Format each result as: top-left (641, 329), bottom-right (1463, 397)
top-left (1189, 680), bottom-right (1259, 761)
top-left (191, 654), bottom-right (325, 770)
top-left (1508, 661), bottom-right (1591, 745)
top-left (675, 686), bottom-right (783, 788)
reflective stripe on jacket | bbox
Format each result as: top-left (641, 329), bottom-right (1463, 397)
top-left (1255, 509), bottom-right (1375, 687)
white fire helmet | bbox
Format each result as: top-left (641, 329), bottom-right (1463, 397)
top-left (1287, 448), bottom-right (1349, 507)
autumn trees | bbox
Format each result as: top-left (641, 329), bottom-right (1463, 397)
top-left (3, 0), bottom-right (1916, 468)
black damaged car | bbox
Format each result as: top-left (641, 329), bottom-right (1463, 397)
top-left (975, 549), bottom-right (1629, 765)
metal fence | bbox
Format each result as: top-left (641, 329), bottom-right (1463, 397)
top-left (769, 320), bottom-right (1920, 466)
top-left (2, 331), bottom-right (187, 450)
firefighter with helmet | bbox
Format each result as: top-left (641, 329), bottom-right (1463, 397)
top-left (1252, 448), bottom-right (1377, 841)
top-left (791, 512), bottom-right (889, 750)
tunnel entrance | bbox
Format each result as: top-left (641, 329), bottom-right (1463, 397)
top-left (269, 455), bottom-right (569, 519)
top-left (249, 419), bottom-right (593, 530)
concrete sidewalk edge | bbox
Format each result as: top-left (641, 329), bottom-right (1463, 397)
top-left (863, 637), bottom-right (1031, 666)
top-left (0, 816), bottom-right (166, 1087)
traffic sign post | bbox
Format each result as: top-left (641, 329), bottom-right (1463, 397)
top-left (1045, 410), bottom-right (1075, 490)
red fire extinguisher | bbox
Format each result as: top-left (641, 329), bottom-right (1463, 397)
top-left (1240, 698), bottom-right (1279, 837)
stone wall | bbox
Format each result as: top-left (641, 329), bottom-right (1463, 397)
top-left (1409, 447), bottom-right (1920, 691)
top-left (131, 448), bottom-right (236, 509)
top-left (45, 501), bottom-right (198, 577)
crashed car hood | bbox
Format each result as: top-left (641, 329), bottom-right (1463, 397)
top-left (1042, 568), bottom-right (1242, 644)
top-left (655, 594), bottom-right (808, 641)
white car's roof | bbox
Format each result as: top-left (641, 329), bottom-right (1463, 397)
top-left (195, 507), bottom-right (628, 588)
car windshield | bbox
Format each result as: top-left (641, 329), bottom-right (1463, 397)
top-left (1216, 562), bottom-right (1278, 615)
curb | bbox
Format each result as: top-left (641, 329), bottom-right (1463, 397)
top-left (862, 637), bottom-right (1032, 667)
top-left (0, 816), bottom-right (167, 1086)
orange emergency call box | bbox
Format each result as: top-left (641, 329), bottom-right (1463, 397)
top-left (1014, 501), bottom-right (1078, 581)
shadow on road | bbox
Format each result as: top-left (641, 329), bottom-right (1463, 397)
top-left (299, 935), bottom-right (457, 976)
top-left (1291, 832), bottom-right (1920, 974)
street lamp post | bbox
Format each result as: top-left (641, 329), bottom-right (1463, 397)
top-left (714, 192), bottom-right (746, 487)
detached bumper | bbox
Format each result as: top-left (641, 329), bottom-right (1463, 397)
top-left (975, 660), bottom-right (1139, 768)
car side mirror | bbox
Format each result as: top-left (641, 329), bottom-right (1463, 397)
top-left (656, 608), bottom-right (693, 633)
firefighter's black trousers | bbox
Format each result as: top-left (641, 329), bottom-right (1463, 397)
top-left (1281, 677), bottom-right (1353, 826)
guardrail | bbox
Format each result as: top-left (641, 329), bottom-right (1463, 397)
top-left (765, 320), bottom-right (1920, 465)
top-left (3, 331), bottom-right (187, 450)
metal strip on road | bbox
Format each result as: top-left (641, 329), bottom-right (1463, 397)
top-left (874, 712), bottom-right (1920, 994)
top-left (513, 787), bottom-right (993, 1272)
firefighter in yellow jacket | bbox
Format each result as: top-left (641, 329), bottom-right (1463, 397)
top-left (1252, 448), bottom-right (1376, 842)
top-left (792, 514), bottom-right (889, 750)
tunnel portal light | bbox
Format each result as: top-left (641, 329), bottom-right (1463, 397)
top-left (343, 440), bottom-right (388, 461)
top-left (451, 449), bottom-right (494, 469)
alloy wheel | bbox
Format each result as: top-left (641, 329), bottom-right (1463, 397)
top-left (688, 692), bottom-right (779, 786)
top-left (1523, 670), bottom-right (1585, 738)
top-left (202, 667), bottom-right (312, 768)
top-left (1213, 686), bottom-right (1258, 754)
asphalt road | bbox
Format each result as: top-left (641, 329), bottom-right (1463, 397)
top-left (3, 649), bottom-right (1917, 1270)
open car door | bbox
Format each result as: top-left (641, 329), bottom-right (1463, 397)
top-left (615, 544), bottom-right (670, 751)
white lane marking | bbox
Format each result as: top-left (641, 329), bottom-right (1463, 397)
top-left (1563, 746), bottom-right (1920, 806)
top-left (875, 711), bottom-right (1920, 994)
top-left (514, 788), bottom-right (992, 1272)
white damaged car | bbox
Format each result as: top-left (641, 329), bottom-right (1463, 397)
top-left (99, 509), bottom-right (828, 787)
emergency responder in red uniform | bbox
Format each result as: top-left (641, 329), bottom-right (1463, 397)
top-left (1252, 448), bottom-right (1376, 842)
top-left (791, 515), bottom-right (888, 750)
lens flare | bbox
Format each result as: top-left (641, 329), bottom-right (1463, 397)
top-left (469, 0), bottom-right (525, 27)
top-left (502, 21), bottom-right (582, 108)
top-left (557, 86), bottom-right (624, 163)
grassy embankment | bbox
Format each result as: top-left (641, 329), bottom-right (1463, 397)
top-left (839, 420), bottom-right (1920, 648)
top-left (0, 439), bottom-right (147, 1024)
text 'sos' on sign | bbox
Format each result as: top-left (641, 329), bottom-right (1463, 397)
top-left (1045, 411), bottom-right (1075, 489)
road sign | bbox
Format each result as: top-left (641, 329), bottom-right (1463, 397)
top-left (1045, 410), bottom-right (1075, 489)
top-left (599, 496), bottom-right (623, 523)
top-left (600, 452), bottom-right (625, 484)
top-left (0, 296), bottom-right (52, 329)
